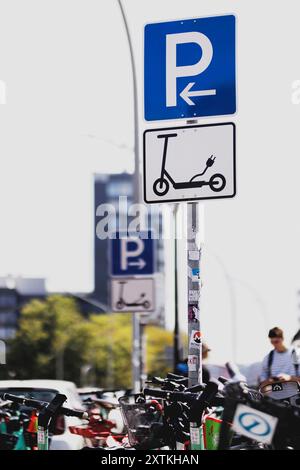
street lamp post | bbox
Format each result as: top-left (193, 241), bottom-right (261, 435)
top-left (212, 253), bottom-right (238, 362)
top-left (117, 0), bottom-right (143, 393)
top-left (211, 253), bottom-right (268, 362)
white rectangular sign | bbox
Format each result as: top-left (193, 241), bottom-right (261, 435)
top-left (111, 278), bottom-right (155, 312)
top-left (143, 122), bottom-right (236, 203)
top-left (232, 404), bottom-right (278, 445)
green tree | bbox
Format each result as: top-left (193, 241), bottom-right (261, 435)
top-left (145, 325), bottom-right (174, 377)
top-left (85, 313), bottom-right (133, 389)
top-left (3, 295), bottom-right (93, 382)
top-left (0, 295), bottom-right (175, 388)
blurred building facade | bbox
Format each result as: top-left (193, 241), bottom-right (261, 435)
top-left (0, 277), bottom-right (47, 340)
top-left (93, 172), bottom-right (165, 325)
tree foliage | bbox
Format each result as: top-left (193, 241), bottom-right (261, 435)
top-left (0, 295), bottom-right (174, 389)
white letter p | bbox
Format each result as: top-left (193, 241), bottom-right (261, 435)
top-left (166, 32), bottom-right (213, 107)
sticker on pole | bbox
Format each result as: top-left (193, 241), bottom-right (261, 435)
top-left (111, 278), bottom-right (155, 312)
top-left (189, 290), bottom-right (200, 302)
top-left (143, 122), bottom-right (236, 204)
top-left (188, 305), bottom-right (200, 323)
top-left (232, 404), bottom-right (278, 445)
top-left (188, 355), bottom-right (198, 371)
top-left (190, 330), bottom-right (201, 347)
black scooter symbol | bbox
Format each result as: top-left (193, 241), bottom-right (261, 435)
top-left (153, 133), bottom-right (226, 197)
top-left (116, 281), bottom-right (150, 310)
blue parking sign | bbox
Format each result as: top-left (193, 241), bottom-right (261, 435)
top-left (110, 232), bottom-right (155, 276)
top-left (144, 15), bottom-right (236, 121)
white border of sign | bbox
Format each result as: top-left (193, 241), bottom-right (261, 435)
top-left (143, 122), bottom-right (236, 204)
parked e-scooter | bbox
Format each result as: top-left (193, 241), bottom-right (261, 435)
top-left (3, 393), bottom-right (87, 450)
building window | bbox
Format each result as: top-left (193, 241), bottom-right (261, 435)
top-left (0, 312), bottom-right (18, 326)
top-left (0, 328), bottom-right (16, 340)
top-left (0, 293), bottom-right (17, 309)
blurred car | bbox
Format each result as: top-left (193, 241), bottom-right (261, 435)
top-left (0, 379), bottom-right (85, 450)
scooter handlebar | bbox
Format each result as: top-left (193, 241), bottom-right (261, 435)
top-left (143, 388), bottom-right (199, 404)
top-left (167, 373), bottom-right (185, 380)
top-left (60, 407), bottom-right (88, 420)
top-left (3, 393), bottom-right (45, 409)
top-left (3, 393), bottom-right (88, 419)
top-left (157, 133), bottom-right (178, 139)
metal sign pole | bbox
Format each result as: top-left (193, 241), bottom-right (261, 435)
top-left (187, 201), bottom-right (203, 387)
top-left (187, 201), bottom-right (204, 449)
top-left (132, 313), bottom-right (141, 393)
top-left (173, 204), bottom-right (181, 372)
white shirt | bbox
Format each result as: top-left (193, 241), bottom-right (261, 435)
top-left (260, 349), bottom-right (297, 381)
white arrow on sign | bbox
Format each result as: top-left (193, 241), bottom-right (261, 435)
top-left (128, 258), bottom-right (146, 270)
top-left (180, 82), bottom-right (216, 106)
top-left (121, 238), bottom-right (144, 271)
top-left (166, 31), bottom-right (215, 108)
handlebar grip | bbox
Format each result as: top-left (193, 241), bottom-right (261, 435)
top-left (144, 388), bottom-right (199, 404)
top-left (186, 384), bottom-right (206, 393)
top-left (143, 388), bottom-right (169, 399)
top-left (169, 391), bottom-right (199, 403)
top-left (167, 373), bottom-right (185, 380)
top-left (3, 394), bottom-right (88, 419)
top-left (2, 394), bottom-right (45, 409)
top-left (150, 377), bottom-right (165, 385)
top-left (218, 376), bottom-right (229, 385)
top-left (172, 378), bottom-right (188, 385)
top-left (2, 393), bottom-right (22, 403)
top-left (60, 407), bottom-right (88, 419)
top-left (225, 362), bottom-right (241, 378)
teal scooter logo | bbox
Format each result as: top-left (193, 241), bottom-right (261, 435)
top-left (238, 412), bottom-right (271, 437)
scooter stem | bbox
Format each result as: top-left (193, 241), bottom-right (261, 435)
top-left (157, 134), bottom-right (177, 183)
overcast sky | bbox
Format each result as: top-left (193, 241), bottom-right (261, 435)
top-left (1, 0), bottom-right (300, 363)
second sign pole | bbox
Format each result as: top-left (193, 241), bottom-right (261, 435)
top-left (187, 202), bottom-right (205, 450)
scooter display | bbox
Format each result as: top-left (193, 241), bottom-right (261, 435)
top-left (116, 281), bottom-right (150, 310)
top-left (153, 133), bottom-right (226, 197)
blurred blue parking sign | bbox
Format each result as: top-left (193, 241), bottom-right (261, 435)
top-left (144, 15), bottom-right (236, 121)
top-left (110, 232), bottom-right (155, 276)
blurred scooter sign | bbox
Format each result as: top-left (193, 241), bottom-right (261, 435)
top-left (111, 278), bottom-right (155, 313)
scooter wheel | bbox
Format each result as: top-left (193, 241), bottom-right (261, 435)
top-left (116, 301), bottom-right (124, 310)
top-left (143, 301), bottom-right (150, 309)
top-left (209, 174), bottom-right (226, 192)
top-left (153, 178), bottom-right (169, 196)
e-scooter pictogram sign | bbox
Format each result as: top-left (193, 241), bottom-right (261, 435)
top-left (143, 122), bottom-right (236, 203)
top-left (111, 278), bottom-right (155, 312)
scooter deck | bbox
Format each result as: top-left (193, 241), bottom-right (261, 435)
top-left (174, 181), bottom-right (207, 189)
